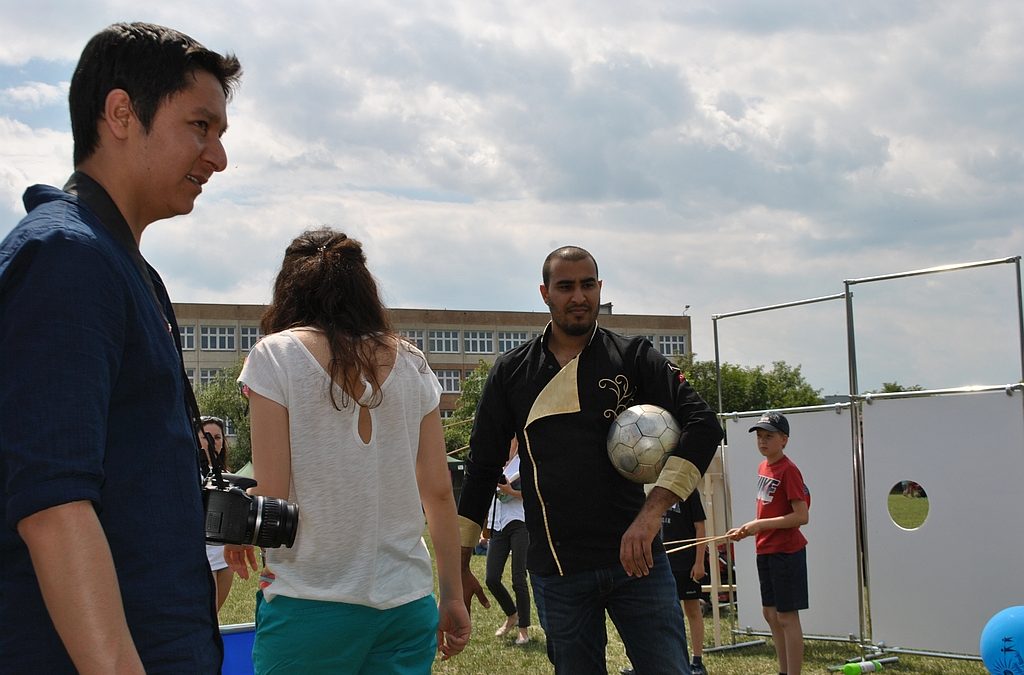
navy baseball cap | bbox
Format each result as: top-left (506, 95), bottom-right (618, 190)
top-left (748, 411), bottom-right (790, 436)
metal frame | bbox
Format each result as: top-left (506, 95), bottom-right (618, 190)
top-left (842, 255), bottom-right (1024, 649)
top-left (710, 294), bottom-right (848, 650)
top-left (709, 255), bottom-right (1024, 661)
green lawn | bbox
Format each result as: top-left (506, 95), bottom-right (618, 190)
top-left (887, 494), bottom-right (930, 530)
top-left (218, 535), bottom-right (985, 674)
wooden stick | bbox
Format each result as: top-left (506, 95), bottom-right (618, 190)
top-left (663, 532), bottom-right (732, 548)
top-left (665, 533), bottom-right (733, 555)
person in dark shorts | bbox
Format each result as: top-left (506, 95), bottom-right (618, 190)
top-left (727, 412), bottom-right (809, 675)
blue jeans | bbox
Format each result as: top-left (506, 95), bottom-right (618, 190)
top-left (531, 551), bottom-right (691, 674)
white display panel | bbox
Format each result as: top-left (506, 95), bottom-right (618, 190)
top-left (861, 390), bottom-right (1024, 656)
top-left (725, 407), bottom-right (860, 638)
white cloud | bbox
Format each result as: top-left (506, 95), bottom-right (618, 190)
top-left (1, 81), bottom-right (68, 109)
top-left (2, 1), bottom-right (1023, 395)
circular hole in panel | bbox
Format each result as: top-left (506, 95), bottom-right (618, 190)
top-left (887, 480), bottom-right (929, 530)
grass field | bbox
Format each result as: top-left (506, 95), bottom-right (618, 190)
top-left (886, 493), bottom-right (929, 530)
top-left (218, 533), bottom-right (987, 674)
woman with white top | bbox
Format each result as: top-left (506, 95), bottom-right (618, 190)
top-left (485, 439), bottom-right (531, 645)
top-left (228, 227), bottom-right (470, 673)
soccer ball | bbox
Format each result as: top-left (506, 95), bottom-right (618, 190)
top-left (606, 404), bottom-right (681, 484)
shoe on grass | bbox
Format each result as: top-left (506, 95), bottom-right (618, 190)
top-left (494, 613), bottom-right (518, 637)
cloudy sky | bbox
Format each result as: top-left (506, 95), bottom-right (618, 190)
top-left (2, 1), bottom-right (1023, 396)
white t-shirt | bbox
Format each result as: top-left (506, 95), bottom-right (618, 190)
top-left (489, 454), bottom-right (525, 531)
top-left (239, 330), bottom-right (441, 608)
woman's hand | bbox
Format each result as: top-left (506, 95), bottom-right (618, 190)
top-left (224, 545), bottom-right (259, 579)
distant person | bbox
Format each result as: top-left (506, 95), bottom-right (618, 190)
top-left (0, 22), bottom-right (240, 672)
top-left (727, 412), bottom-right (810, 675)
top-left (485, 439), bottom-right (531, 645)
top-left (228, 227), bottom-right (471, 672)
top-left (199, 415), bottom-right (235, 611)
top-left (457, 245), bottom-right (723, 674)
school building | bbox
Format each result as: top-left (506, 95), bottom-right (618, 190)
top-left (173, 302), bottom-right (693, 426)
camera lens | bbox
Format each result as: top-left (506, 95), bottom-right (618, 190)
top-left (252, 496), bottom-right (300, 548)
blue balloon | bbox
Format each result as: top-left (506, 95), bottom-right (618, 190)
top-left (981, 606), bottom-right (1024, 674)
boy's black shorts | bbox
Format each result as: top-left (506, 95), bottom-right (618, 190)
top-left (670, 568), bottom-right (704, 601)
top-left (756, 548), bottom-right (808, 612)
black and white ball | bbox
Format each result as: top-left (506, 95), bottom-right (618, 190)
top-left (606, 404), bottom-right (681, 483)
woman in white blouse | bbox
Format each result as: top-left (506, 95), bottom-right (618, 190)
top-left (229, 227), bottom-right (470, 674)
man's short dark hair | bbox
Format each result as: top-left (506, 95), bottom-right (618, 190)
top-left (70, 22), bottom-right (242, 166)
top-left (542, 246), bottom-right (599, 286)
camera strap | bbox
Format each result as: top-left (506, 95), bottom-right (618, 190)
top-left (65, 172), bottom-right (210, 488)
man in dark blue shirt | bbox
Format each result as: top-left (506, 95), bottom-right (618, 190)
top-left (0, 23), bottom-right (241, 673)
top-left (458, 246), bottom-right (723, 674)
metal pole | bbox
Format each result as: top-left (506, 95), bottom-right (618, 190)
top-left (1015, 257), bottom-right (1024, 383)
top-left (844, 283), bottom-right (870, 644)
top-left (713, 316), bottom-right (724, 440)
top-left (844, 256), bottom-right (1018, 286)
top-left (713, 292), bottom-right (847, 320)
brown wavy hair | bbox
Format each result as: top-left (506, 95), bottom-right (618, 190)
top-left (261, 227), bottom-right (393, 410)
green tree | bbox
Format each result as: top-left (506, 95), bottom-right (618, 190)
top-left (444, 360), bottom-right (491, 458)
top-left (872, 381), bottom-right (925, 393)
top-left (676, 354), bottom-right (824, 413)
top-left (195, 357), bottom-right (251, 470)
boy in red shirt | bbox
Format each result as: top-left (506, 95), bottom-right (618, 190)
top-left (728, 412), bottom-right (809, 675)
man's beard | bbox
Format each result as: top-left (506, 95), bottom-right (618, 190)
top-left (555, 308), bottom-right (596, 336)
top-left (562, 321), bottom-right (593, 336)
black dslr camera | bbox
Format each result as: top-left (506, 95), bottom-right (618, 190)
top-left (203, 473), bottom-right (299, 548)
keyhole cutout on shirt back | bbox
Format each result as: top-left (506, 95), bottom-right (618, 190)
top-left (357, 405), bottom-right (372, 444)
top-left (291, 328), bottom-right (396, 447)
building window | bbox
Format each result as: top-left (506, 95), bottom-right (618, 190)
top-left (200, 326), bottom-right (236, 351)
top-left (179, 325), bottom-right (195, 350)
top-left (240, 326), bottom-right (262, 351)
top-left (185, 368), bottom-right (196, 387)
top-left (440, 409), bottom-right (454, 420)
top-left (463, 331), bottom-right (493, 354)
top-left (498, 331), bottom-right (529, 353)
top-left (200, 368), bottom-right (222, 386)
top-left (434, 369), bottom-right (461, 393)
top-left (400, 329), bottom-right (425, 350)
top-left (429, 330), bottom-right (460, 354)
top-left (224, 418), bottom-right (237, 437)
top-left (658, 335), bottom-right (687, 356)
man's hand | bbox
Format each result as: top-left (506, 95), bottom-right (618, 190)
top-left (460, 546), bottom-right (490, 612)
top-left (619, 509), bottom-right (662, 577)
top-left (620, 485), bottom-right (680, 577)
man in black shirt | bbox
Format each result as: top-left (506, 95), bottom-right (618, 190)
top-left (458, 246), bottom-right (722, 674)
